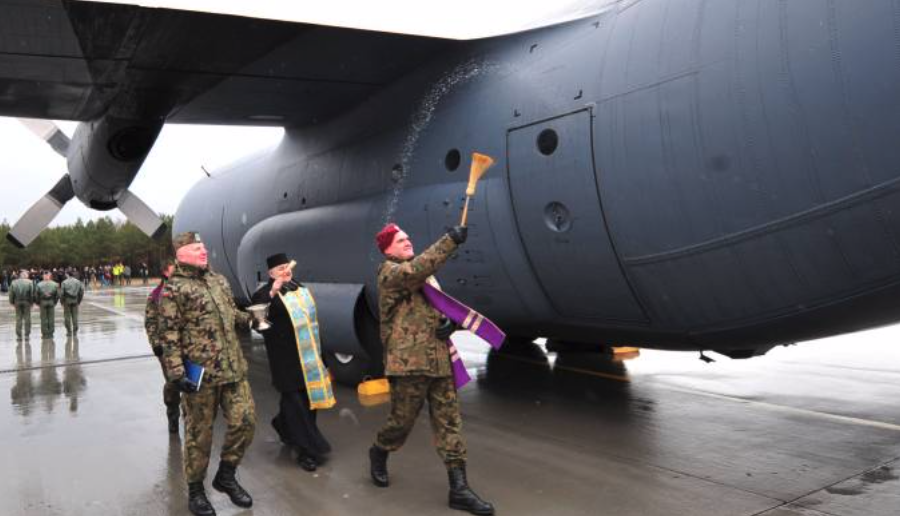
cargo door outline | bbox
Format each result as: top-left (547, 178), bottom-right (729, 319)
top-left (506, 108), bottom-right (648, 323)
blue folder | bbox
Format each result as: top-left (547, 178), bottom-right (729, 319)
top-left (183, 359), bottom-right (205, 391)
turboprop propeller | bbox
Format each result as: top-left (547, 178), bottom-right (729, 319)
top-left (7, 118), bottom-right (166, 248)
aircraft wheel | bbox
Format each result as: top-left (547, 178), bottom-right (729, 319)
top-left (354, 298), bottom-right (384, 378)
top-left (504, 334), bottom-right (538, 347)
top-left (325, 351), bottom-right (370, 386)
top-left (325, 297), bottom-right (384, 386)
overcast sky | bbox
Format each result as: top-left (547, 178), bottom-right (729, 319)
top-left (0, 118), bottom-right (283, 227)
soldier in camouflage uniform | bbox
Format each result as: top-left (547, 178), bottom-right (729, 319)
top-left (60, 271), bottom-right (85, 336)
top-left (158, 232), bottom-right (257, 516)
top-left (36, 271), bottom-right (60, 338)
top-left (369, 223), bottom-right (494, 516)
top-left (145, 260), bottom-right (181, 434)
top-left (8, 271), bottom-right (35, 340)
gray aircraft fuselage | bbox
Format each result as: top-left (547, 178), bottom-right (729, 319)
top-left (174, 1), bottom-right (900, 379)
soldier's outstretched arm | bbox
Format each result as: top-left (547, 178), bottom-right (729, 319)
top-left (380, 234), bottom-right (458, 290)
top-left (157, 285), bottom-right (185, 380)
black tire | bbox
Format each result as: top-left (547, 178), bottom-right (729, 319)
top-left (545, 339), bottom-right (610, 354)
top-left (500, 335), bottom-right (540, 354)
top-left (354, 291), bottom-right (384, 377)
top-left (324, 293), bottom-right (384, 386)
top-left (324, 351), bottom-right (371, 386)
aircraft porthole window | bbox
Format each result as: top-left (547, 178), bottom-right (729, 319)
top-left (301, 197), bottom-right (307, 206)
top-left (445, 149), bottom-right (461, 171)
top-left (241, 213), bottom-right (247, 226)
top-left (537, 128), bottom-right (559, 156)
top-left (283, 192), bottom-right (288, 199)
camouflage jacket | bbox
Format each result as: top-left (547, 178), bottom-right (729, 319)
top-left (157, 264), bottom-right (252, 385)
top-left (378, 234), bottom-right (457, 377)
top-left (144, 281), bottom-right (165, 350)
top-left (60, 278), bottom-right (84, 305)
top-left (8, 279), bottom-right (34, 305)
top-left (36, 280), bottom-right (59, 307)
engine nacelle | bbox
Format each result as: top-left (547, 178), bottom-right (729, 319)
top-left (67, 115), bottom-right (163, 209)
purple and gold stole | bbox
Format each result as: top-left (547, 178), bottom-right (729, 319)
top-left (422, 278), bottom-right (506, 389)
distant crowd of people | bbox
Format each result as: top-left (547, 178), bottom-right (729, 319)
top-left (0, 262), bottom-right (151, 292)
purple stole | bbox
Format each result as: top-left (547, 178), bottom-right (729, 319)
top-left (149, 281), bottom-right (164, 303)
top-left (422, 278), bottom-right (505, 389)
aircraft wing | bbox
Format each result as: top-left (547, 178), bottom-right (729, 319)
top-left (0, 0), bottom-right (458, 125)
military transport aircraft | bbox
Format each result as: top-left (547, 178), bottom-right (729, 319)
top-left (4, 0), bottom-right (900, 384)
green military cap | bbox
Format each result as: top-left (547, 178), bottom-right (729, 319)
top-left (173, 231), bottom-right (202, 250)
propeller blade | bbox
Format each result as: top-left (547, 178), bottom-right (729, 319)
top-left (6, 175), bottom-right (75, 248)
top-left (18, 118), bottom-right (70, 157)
top-left (117, 190), bottom-right (167, 239)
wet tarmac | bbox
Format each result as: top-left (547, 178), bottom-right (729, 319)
top-left (2, 286), bottom-right (899, 515)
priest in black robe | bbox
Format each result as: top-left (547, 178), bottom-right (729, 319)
top-left (251, 253), bottom-right (332, 471)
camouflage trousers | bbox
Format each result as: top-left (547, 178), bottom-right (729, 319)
top-left (63, 304), bottom-right (79, 335)
top-left (14, 304), bottom-right (31, 338)
top-left (156, 356), bottom-right (181, 415)
top-left (39, 305), bottom-right (55, 337)
top-left (375, 375), bottom-right (466, 468)
top-left (182, 379), bottom-right (256, 483)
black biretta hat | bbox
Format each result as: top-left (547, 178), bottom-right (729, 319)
top-left (266, 253), bottom-right (290, 270)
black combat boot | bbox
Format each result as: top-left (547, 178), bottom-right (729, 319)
top-left (448, 467), bottom-right (494, 515)
top-left (369, 445), bottom-right (390, 487)
top-left (297, 452), bottom-right (318, 472)
top-left (166, 405), bottom-right (179, 434)
top-left (187, 482), bottom-right (216, 516)
top-left (212, 461), bottom-right (253, 508)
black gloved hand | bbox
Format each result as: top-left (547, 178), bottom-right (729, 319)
top-left (447, 225), bottom-right (468, 245)
top-left (172, 376), bottom-right (198, 394)
top-left (152, 346), bottom-right (163, 357)
top-left (435, 318), bottom-right (457, 341)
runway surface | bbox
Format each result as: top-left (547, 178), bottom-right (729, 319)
top-left (1, 286), bottom-right (898, 515)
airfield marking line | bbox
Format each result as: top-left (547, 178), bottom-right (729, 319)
top-left (492, 352), bottom-right (900, 432)
top-left (0, 354), bottom-right (152, 374)
top-left (83, 301), bottom-right (144, 322)
top-left (494, 352), bottom-right (631, 382)
top-left (549, 361), bottom-right (632, 383)
top-left (660, 385), bottom-right (900, 433)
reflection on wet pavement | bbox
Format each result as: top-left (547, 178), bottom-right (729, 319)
top-left (2, 286), bottom-right (900, 515)
top-left (63, 337), bottom-right (87, 413)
